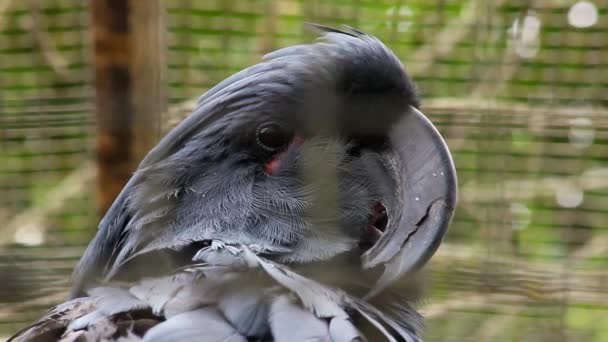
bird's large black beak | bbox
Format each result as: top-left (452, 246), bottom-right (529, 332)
top-left (362, 106), bottom-right (457, 296)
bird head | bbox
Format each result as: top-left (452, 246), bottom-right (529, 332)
top-left (71, 25), bottom-right (457, 298)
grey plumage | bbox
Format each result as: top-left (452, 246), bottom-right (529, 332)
top-left (10, 24), bottom-right (457, 342)
top-left (143, 308), bottom-right (246, 342)
top-left (14, 245), bottom-right (421, 341)
top-left (71, 24), bottom-right (424, 294)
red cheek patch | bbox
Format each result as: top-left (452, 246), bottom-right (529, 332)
top-left (264, 156), bottom-right (282, 174)
top-left (264, 134), bottom-right (304, 174)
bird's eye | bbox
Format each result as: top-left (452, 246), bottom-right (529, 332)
top-left (256, 123), bottom-right (291, 151)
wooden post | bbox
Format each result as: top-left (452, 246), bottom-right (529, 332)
top-left (91, 0), bottom-right (166, 217)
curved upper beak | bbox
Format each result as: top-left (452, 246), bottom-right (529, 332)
top-left (362, 106), bottom-right (457, 296)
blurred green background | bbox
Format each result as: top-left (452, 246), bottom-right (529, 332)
top-left (1, 0), bottom-right (607, 341)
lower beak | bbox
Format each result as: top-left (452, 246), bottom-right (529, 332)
top-left (362, 106), bottom-right (457, 296)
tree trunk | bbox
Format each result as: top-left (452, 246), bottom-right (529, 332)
top-left (91, 0), bottom-right (166, 217)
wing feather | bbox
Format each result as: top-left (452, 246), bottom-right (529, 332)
top-left (268, 294), bottom-right (330, 342)
top-left (142, 308), bottom-right (246, 342)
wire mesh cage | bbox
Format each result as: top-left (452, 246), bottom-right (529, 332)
top-left (1, 0), bottom-right (607, 341)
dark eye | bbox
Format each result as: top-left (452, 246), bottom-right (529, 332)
top-left (256, 123), bottom-right (291, 151)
